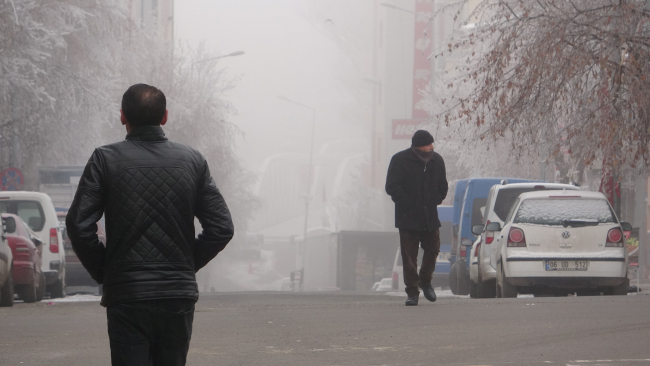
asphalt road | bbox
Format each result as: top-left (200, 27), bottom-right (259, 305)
top-left (1, 292), bottom-right (650, 366)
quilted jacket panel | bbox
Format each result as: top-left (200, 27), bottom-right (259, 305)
top-left (66, 126), bottom-right (234, 306)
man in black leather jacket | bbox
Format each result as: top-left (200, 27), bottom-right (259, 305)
top-left (66, 84), bottom-right (234, 366)
top-left (386, 130), bottom-right (448, 306)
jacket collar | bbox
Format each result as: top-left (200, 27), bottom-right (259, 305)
top-left (125, 126), bottom-right (168, 142)
top-left (407, 147), bottom-right (437, 164)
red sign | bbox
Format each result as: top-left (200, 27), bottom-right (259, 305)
top-left (392, 119), bottom-right (425, 139)
top-left (0, 167), bottom-right (24, 191)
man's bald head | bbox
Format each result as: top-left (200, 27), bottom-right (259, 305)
top-left (121, 84), bottom-right (167, 127)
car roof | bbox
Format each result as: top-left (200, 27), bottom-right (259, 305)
top-left (0, 191), bottom-right (50, 200)
top-left (490, 182), bottom-right (580, 193)
top-left (517, 190), bottom-right (606, 200)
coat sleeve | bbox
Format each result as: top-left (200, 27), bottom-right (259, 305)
top-left (385, 154), bottom-right (408, 204)
top-left (436, 156), bottom-right (449, 206)
top-left (66, 149), bottom-right (107, 284)
top-left (193, 161), bottom-right (235, 272)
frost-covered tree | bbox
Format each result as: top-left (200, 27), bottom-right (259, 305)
top-left (431, 0), bottom-right (650, 179)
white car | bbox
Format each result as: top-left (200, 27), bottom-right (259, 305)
top-left (0, 192), bottom-right (66, 298)
top-left (471, 183), bottom-right (580, 298)
top-left (469, 235), bottom-right (482, 298)
top-left (375, 278), bottom-right (393, 292)
top-left (492, 190), bottom-right (628, 297)
top-left (0, 222), bottom-right (13, 306)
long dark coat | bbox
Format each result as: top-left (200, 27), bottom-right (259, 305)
top-left (385, 148), bottom-right (448, 231)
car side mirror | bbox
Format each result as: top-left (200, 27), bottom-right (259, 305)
top-left (3, 217), bottom-right (16, 234)
top-left (32, 237), bottom-right (43, 247)
top-left (471, 225), bottom-right (484, 236)
top-left (486, 222), bottom-right (502, 232)
top-left (620, 222), bottom-right (632, 232)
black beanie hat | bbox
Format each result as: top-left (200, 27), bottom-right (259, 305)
top-left (411, 130), bottom-right (434, 147)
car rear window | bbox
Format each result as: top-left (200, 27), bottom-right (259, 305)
top-left (0, 201), bottom-right (46, 231)
top-left (514, 199), bottom-right (616, 226)
top-left (493, 188), bottom-right (572, 221)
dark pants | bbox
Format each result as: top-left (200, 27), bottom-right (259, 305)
top-left (399, 228), bottom-right (441, 297)
top-left (106, 299), bottom-right (195, 366)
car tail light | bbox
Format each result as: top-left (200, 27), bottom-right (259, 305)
top-left (460, 238), bottom-right (472, 257)
top-left (49, 228), bottom-right (59, 253)
top-left (485, 220), bottom-right (494, 244)
top-left (392, 271), bottom-right (399, 290)
top-left (15, 244), bottom-right (31, 260)
top-left (606, 228), bottom-right (624, 247)
top-left (507, 227), bottom-right (526, 247)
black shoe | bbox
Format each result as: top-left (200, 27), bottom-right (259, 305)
top-left (420, 285), bottom-right (437, 302)
top-left (405, 295), bottom-right (419, 306)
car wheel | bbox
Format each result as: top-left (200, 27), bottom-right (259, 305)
top-left (497, 260), bottom-right (517, 298)
top-left (21, 271), bottom-right (37, 303)
top-left (606, 277), bottom-right (629, 296)
top-left (449, 262), bottom-right (459, 295)
top-left (50, 276), bottom-right (66, 299)
top-left (469, 281), bottom-right (478, 299)
top-left (36, 272), bottom-right (45, 302)
top-left (0, 265), bottom-right (15, 307)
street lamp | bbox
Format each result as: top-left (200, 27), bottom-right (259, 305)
top-left (191, 51), bottom-right (245, 73)
top-left (277, 95), bottom-right (316, 258)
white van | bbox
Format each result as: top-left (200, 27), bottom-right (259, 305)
top-left (0, 192), bottom-right (65, 298)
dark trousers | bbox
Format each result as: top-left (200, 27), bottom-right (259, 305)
top-left (106, 299), bottom-right (195, 366)
top-left (399, 228), bottom-right (441, 297)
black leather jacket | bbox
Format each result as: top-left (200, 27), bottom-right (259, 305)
top-left (66, 126), bottom-right (234, 306)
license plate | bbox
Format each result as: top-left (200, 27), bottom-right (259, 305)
top-left (545, 260), bottom-right (588, 271)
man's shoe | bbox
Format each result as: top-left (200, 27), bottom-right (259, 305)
top-left (405, 295), bottom-right (419, 306)
top-left (421, 286), bottom-right (437, 302)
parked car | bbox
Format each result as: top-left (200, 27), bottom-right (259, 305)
top-left (0, 217), bottom-right (13, 307)
top-left (0, 192), bottom-right (66, 298)
top-left (449, 178), bottom-right (537, 294)
top-left (375, 278), bottom-right (393, 292)
top-left (57, 211), bottom-right (106, 293)
top-left (469, 183), bottom-right (580, 298)
top-left (3, 214), bottom-right (45, 303)
top-left (392, 206), bottom-right (453, 291)
top-left (493, 190), bottom-right (629, 297)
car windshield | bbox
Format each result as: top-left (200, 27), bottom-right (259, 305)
top-left (514, 198), bottom-right (616, 226)
top-left (0, 200), bottom-right (46, 231)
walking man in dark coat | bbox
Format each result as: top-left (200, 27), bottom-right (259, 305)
top-left (385, 130), bottom-right (448, 306)
top-left (66, 84), bottom-right (234, 365)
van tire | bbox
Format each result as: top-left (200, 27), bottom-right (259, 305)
top-left (497, 261), bottom-right (517, 298)
top-left (50, 277), bottom-right (65, 299)
top-left (36, 272), bottom-right (45, 302)
top-left (0, 266), bottom-right (14, 307)
top-left (21, 273), bottom-right (37, 304)
top-left (478, 278), bottom-right (497, 298)
top-left (449, 262), bottom-right (460, 294)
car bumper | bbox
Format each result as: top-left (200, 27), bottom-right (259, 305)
top-left (12, 261), bottom-right (35, 285)
top-left (504, 256), bottom-right (627, 288)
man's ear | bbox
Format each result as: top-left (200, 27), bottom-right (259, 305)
top-left (120, 110), bottom-right (127, 125)
top-left (160, 110), bottom-right (168, 126)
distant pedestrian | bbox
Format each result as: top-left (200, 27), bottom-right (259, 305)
top-left (66, 83), bottom-right (234, 365)
top-left (385, 130), bottom-right (448, 306)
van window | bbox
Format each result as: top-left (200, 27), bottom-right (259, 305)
top-left (514, 199), bottom-right (616, 225)
top-left (440, 221), bottom-right (452, 245)
top-left (471, 198), bottom-right (487, 228)
top-left (0, 201), bottom-right (46, 231)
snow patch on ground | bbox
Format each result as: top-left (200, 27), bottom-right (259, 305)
top-left (49, 294), bottom-right (101, 303)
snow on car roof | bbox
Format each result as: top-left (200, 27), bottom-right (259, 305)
top-left (516, 190), bottom-right (607, 200)
top-left (491, 182), bottom-right (580, 192)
